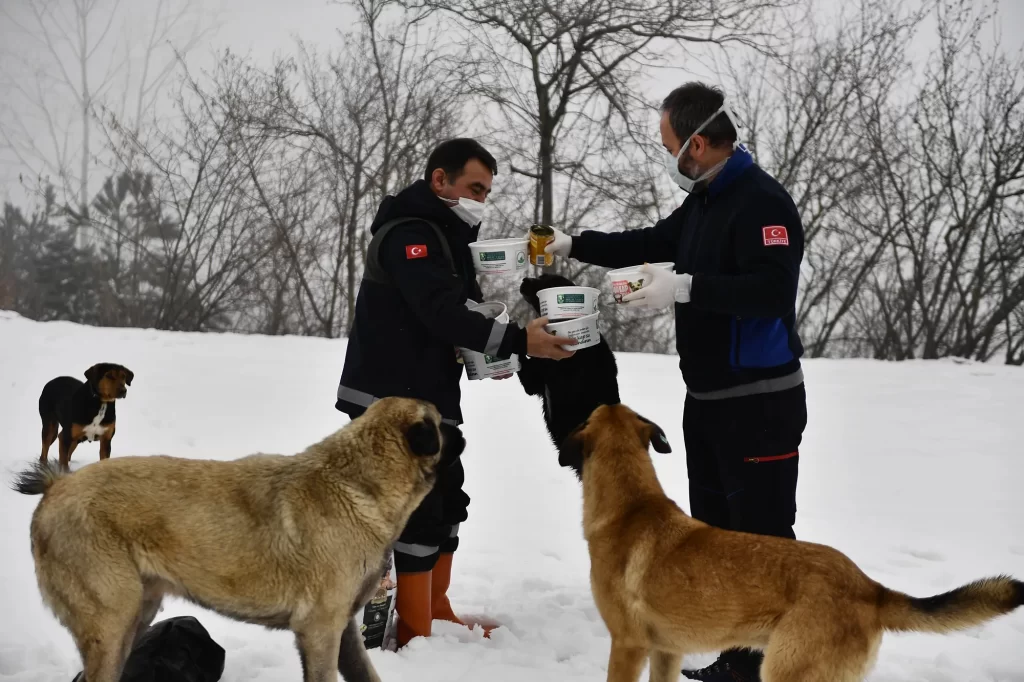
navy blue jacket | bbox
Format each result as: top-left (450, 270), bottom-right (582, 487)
top-left (336, 180), bottom-right (527, 423)
top-left (571, 149), bottom-right (804, 393)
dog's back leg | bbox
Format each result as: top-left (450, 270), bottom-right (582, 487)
top-left (69, 579), bottom-right (144, 682)
top-left (337, 617), bottom-right (383, 682)
top-left (35, 532), bottom-right (143, 682)
top-left (760, 604), bottom-right (880, 682)
top-left (606, 639), bottom-right (648, 682)
top-left (40, 419), bottom-right (58, 462)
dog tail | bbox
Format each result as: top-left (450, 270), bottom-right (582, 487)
top-left (878, 576), bottom-right (1024, 634)
top-left (12, 461), bottom-right (65, 496)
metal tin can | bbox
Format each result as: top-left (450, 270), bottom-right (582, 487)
top-left (529, 224), bottom-right (555, 266)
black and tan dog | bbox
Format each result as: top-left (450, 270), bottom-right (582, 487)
top-left (518, 274), bottom-right (620, 468)
top-left (15, 397), bottom-right (462, 682)
top-left (38, 363), bottom-right (134, 470)
top-left (561, 403), bottom-right (1024, 682)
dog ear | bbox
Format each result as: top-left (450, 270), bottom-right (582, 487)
top-left (405, 420), bottom-right (441, 457)
top-left (84, 364), bottom-right (103, 389)
top-left (519, 277), bottom-right (540, 297)
top-left (557, 421), bottom-right (588, 474)
top-left (637, 415), bottom-right (672, 454)
top-left (119, 366), bottom-right (134, 386)
top-left (519, 278), bottom-right (542, 313)
top-left (439, 422), bottom-right (466, 462)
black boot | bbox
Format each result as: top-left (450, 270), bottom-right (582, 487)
top-left (682, 648), bottom-right (764, 682)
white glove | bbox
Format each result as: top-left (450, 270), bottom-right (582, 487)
top-left (544, 227), bottom-right (573, 257)
top-left (621, 263), bottom-right (692, 308)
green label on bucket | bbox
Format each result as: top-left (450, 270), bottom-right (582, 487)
top-left (480, 251), bottom-right (506, 262)
top-left (557, 294), bottom-right (585, 304)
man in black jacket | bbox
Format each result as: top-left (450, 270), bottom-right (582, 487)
top-left (337, 138), bottom-right (575, 647)
top-left (541, 83), bottom-right (807, 682)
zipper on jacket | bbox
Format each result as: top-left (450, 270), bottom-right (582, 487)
top-left (744, 451), bottom-right (798, 464)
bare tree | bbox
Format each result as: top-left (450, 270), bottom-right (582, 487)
top-left (724, 0), bottom-right (1024, 363)
top-left (721, 0), bottom-right (927, 357)
top-left (0, 0), bottom-right (211, 243)
top-left (92, 61), bottom-right (273, 331)
top-left (856, 0), bottom-right (1024, 361)
top-left (213, 0), bottom-right (469, 336)
top-left (418, 0), bottom-right (788, 227)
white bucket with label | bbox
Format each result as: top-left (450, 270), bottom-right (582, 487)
top-left (537, 286), bottom-right (600, 320)
top-left (468, 239), bottom-right (529, 275)
top-left (544, 312), bottom-right (601, 350)
top-left (606, 262), bottom-right (674, 303)
top-left (459, 301), bottom-right (521, 379)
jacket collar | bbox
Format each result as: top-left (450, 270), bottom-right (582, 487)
top-left (707, 145), bottom-right (755, 198)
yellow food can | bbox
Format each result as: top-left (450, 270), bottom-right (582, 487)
top-left (529, 224), bottom-right (555, 266)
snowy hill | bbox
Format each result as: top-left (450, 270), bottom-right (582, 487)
top-left (1, 311), bottom-right (1022, 681)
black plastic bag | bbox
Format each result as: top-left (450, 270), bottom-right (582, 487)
top-left (71, 616), bottom-right (225, 682)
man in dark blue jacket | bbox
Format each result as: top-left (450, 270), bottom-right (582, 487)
top-left (542, 83), bottom-right (807, 682)
top-left (337, 138), bottom-right (575, 647)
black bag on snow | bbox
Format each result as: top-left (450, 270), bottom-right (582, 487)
top-left (71, 616), bottom-right (225, 682)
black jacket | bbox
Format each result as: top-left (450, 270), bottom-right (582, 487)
top-left (571, 148), bottom-right (804, 393)
top-left (336, 180), bottom-right (527, 423)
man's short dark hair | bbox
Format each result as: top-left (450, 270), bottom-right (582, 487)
top-left (661, 83), bottom-right (737, 148)
top-left (424, 138), bottom-right (498, 183)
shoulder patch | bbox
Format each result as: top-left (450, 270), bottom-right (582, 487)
top-left (406, 244), bottom-right (428, 259)
top-left (762, 226), bottom-right (789, 246)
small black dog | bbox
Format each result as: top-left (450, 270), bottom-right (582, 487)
top-left (38, 363), bottom-right (134, 470)
top-left (518, 274), bottom-right (620, 476)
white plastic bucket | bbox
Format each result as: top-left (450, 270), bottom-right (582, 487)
top-left (606, 262), bottom-right (674, 303)
top-left (544, 312), bottom-right (601, 350)
top-left (459, 302), bottom-right (521, 379)
top-left (468, 239), bottom-right (529, 275)
top-left (536, 286), bottom-right (601, 320)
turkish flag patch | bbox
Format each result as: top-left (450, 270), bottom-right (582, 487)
top-left (406, 244), bottom-right (428, 259)
top-left (762, 226), bottom-right (789, 246)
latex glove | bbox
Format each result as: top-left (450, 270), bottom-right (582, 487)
top-left (543, 227), bottom-right (573, 258)
top-left (621, 263), bottom-right (692, 308)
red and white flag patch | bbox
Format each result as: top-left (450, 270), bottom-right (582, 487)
top-left (762, 226), bottom-right (789, 246)
top-left (406, 244), bottom-right (428, 259)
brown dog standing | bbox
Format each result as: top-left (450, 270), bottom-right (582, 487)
top-left (15, 397), bottom-right (463, 682)
top-left (38, 363), bottom-right (134, 470)
top-left (560, 403), bottom-right (1023, 682)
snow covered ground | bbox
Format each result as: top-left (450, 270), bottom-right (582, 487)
top-left (1, 310), bottom-right (1022, 681)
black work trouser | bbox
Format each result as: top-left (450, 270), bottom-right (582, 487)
top-left (683, 384), bottom-right (807, 539)
top-left (343, 406), bottom-right (469, 573)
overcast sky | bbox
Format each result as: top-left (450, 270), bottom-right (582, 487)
top-left (1, 0), bottom-right (1021, 204)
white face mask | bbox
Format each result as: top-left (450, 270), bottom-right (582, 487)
top-left (665, 100), bottom-right (741, 193)
top-left (444, 197), bottom-right (487, 226)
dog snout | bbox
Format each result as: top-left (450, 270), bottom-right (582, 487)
top-left (118, 388), bottom-right (127, 398)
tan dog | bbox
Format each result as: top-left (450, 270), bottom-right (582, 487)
top-left (14, 397), bottom-right (464, 682)
top-left (559, 403), bottom-right (1023, 682)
